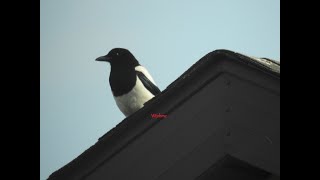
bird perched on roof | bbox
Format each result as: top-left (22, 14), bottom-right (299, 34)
top-left (96, 48), bottom-right (161, 117)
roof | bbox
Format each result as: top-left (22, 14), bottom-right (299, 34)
top-left (48, 49), bottom-right (280, 180)
top-left (196, 155), bottom-right (280, 180)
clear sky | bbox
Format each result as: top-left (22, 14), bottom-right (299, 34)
top-left (40, 0), bottom-right (279, 179)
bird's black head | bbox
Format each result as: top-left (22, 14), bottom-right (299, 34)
top-left (95, 48), bottom-right (139, 67)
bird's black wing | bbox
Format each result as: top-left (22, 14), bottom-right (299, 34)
top-left (136, 71), bottom-right (161, 96)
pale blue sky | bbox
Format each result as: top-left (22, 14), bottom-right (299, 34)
top-left (40, 0), bottom-right (279, 179)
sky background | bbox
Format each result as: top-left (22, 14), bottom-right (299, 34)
top-left (40, 0), bottom-right (280, 179)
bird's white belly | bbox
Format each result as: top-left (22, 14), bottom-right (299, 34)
top-left (114, 78), bottom-right (154, 117)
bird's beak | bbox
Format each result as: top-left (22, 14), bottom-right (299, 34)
top-left (95, 56), bottom-right (111, 62)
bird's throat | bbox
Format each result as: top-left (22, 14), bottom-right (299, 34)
top-left (109, 68), bottom-right (137, 97)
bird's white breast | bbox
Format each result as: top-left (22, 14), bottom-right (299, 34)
top-left (114, 72), bottom-right (155, 117)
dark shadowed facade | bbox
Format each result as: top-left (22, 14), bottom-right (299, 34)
top-left (48, 50), bottom-right (280, 180)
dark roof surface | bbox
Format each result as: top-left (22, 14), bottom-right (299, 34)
top-left (196, 155), bottom-right (280, 180)
top-left (48, 49), bottom-right (280, 180)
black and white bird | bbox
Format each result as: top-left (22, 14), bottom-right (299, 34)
top-left (96, 48), bottom-right (161, 117)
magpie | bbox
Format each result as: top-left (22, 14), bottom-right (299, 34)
top-left (96, 48), bottom-right (161, 117)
